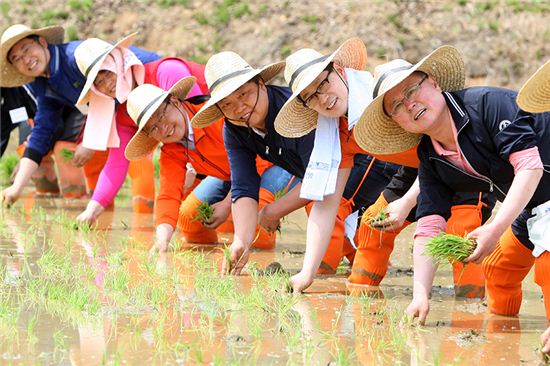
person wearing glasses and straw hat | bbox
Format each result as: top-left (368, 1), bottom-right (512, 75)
top-left (72, 33), bottom-right (208, 224)
top-left (354, 46), bottom-right (550, 325)
top-left (0, 24), bottom-right (159, 206)
top-left (274, 40), bottom-right (494, 294)
top-left (124, 77), bottom-right (274, 251)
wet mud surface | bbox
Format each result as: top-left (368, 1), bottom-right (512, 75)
top-left (0, 191), bottom-right (548, 365)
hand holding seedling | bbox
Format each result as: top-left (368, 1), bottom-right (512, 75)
top-left (258, 205), bottom-right (281, 233)
top-left (76, 200), bottom-right (105, 225)
top-left (290, 270), bottom-right (314, 294)
top-left (371, 198), bottom-right (410, 232)
top-left (72, 144), bottom-right (94, 167)
top-left (1, 186), bottom-right (21, 207)
top-left (203, 199), bottom-right (231, 229)
top-left (222, 241), bottom-right (250, 275)
top-left (465, 223), bottom-right (500, 263)
top-left (405, 295), bottom-right (430, 325)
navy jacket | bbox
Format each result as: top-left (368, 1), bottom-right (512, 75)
top-left (416, 87), bottom-right (550, 228)
top-left (223, 85), bottom-right (315, 202)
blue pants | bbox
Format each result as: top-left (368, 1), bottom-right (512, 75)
top-left (193, 165), bottom-right (295, 204)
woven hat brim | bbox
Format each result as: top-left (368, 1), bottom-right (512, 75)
top-left (0, 25), bottom-right (64, 87)
top-left (191, 61), bottom-right (285, 128)
top-left (275, 37), bottom-right (368, 138)
top-left (125, 77), bottom-right (196, 161)
top-left (76, 33), bottom-right (137, 106)
top-left (354, 45), bottom-right (464, 155)
top-left (517, 60), bottom-right (550, 113)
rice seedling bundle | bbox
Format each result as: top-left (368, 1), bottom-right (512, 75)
top-left (59, 148), bottom-right (74, 163)
top-left (425, 233), bottom-right (476, 264)
top-left (369, 208), bottom-right (388, 228)
top-left (194, 201), bottom-right (213, 222)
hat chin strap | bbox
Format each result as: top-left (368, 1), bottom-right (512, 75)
top-left (217, 80), bottom-right (263, 130)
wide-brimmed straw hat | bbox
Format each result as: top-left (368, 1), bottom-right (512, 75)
top-left (517, 59), bottom-right (550, 113)
top-left (124, 76), bottom-right (197, 161)
top-left (74, 33), bottom-right (137, 106)
top-left (354, 45), bottom-right (465, 155)
top-left (1, 24), bottom-right (64, 87)
top-left (274, 37), bottom-right (368, 138)
top-left (190, 51), bottom-right (285, 128)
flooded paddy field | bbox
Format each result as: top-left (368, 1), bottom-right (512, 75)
top-left (0, 191), bottom-right (548, 365)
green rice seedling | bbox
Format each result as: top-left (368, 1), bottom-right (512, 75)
top-left (0, 154), bottom-right (19, 184)
top-left (425, 233), bottom-right (476, 264)
top-left (369, 207), bottom-right (388, 227)
top-left (59, 148), bottom-right (74, 162)
top-left (194, 201), bottom-right (214, 222)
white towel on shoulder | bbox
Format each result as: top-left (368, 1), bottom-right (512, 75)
top-left (345, 68), bottom-right (374, 130)
top-left (300, 114), bottom-right (341, 201)
top-left (299, 68), bottom-right (375, 201)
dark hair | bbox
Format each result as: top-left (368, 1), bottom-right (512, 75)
top-left (26, 35), bottom-right (40, 42)
top-left (247, 74), bottom-right (263, 85)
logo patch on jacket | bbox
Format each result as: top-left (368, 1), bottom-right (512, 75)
top-left (499, 120), bottom-right (511, 131)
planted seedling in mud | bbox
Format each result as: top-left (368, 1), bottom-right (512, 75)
top-left (425, 233), bottom-right (476, 264)
top-left (59, 148), bottom-right (74, 163)
top-left (194, 201), bottom-right (214, 222)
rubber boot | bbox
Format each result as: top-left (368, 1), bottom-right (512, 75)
top-left (128, 157), bottom-right (155, 213)
top-left (348, 193), bottom-right (409, 285)
top-left (178, 192), bottom-right (218, 244)
top-left (83, 149), bottom-right (108, 194)
top-left (52, 141), bottom-right (87, 198)
top-left (32, 154), bottom-right (60, 195)
top-left (447, 204), bottom-right (486, 298)
top-left (535, 251), bottom-right (550, 320)
top-left (252, 187), bottom-right (276, 249)
top-left (483, 227), bottom-right (534, 316)
top-left (216, 213), bottom-right (234, 234)
top-left (18, 141), bottom-right (60, 195)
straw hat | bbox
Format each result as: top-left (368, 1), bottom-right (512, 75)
top-left (354, 45), bottom-right (465, 155)
top-left (0, 24), bottom-right (64, 87)
top-left (517, 59), bottom-right (550, 113)
top-left (274, 38), bottom-right (368, 138)
top-left (124, 76), bottom-right (197, 161)
top-left (190, 51), bottom-right (285, 128)
top-left (74, 33), bottom-right (137, 106)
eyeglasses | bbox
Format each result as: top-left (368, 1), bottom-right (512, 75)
top-left (298, 66), bottom-right (333, 108)
top-left (8, 39), bottom-right (35, 65)
top-left (387, 74), bottom-right (428, 117)
top-left (144, 101), bottom-right (169, 137)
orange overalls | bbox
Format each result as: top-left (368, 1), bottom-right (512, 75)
top-left (348, 144), bottom-right (490, 298)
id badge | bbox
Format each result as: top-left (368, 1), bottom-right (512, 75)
top-left (9, 107), bottom-right (28, 124)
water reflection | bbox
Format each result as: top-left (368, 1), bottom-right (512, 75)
top-left (0, 192), bottom-right (548, 365)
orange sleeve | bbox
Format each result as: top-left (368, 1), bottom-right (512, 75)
top-left (155, 143), bottom-right (188, 228)
top-left (368, 145), bottom-right (420, 168)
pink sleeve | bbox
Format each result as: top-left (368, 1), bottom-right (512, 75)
top-left (91, 122), bottom-right (135, 207)
top-left (156, 59), bottom-right (203, 97)
top-left (509, 146), bottom-right (543, 174)
top-left (414, 214), bottom-right (446, 239)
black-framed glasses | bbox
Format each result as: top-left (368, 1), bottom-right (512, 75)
top-left (388, 74), bottom-right (428, 117)
top-left (144, 100), bottom-right (170, 137)
top-left (298, 65), bottom-right (333, 108)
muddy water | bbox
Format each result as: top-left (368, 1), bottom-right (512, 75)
top-left (0, 191), bottom-right (548, 365)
